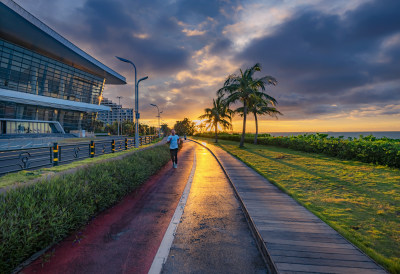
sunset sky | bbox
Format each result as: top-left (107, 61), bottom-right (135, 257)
top-left (15, 0), bottom-right (400, 132)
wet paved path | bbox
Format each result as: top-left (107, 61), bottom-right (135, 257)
top-left (161, 145), bottom-right (267, 274)
top-left (197, 140), bottom-right (386, 274)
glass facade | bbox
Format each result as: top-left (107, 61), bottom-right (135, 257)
top-left (0, 39), bottom-right (104, 104)
top-left (0, 101), bottom-right (96, 133)
top-left (0, 120), bottom-right (57, 134)
top-left (0, 38), bottom-right (105, 133)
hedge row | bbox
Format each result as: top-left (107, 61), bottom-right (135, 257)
top-left (197, 133), bottom-right (400, 168)
top-left (0, 144), bottom-right (171, 273)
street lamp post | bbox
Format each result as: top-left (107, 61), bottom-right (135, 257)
top-left (115, 56), bottom-right (148, 148)
top-left (159, 111), bottom-right (163, 136)
top-left (150, 103), bottom-right (162, 138)
top-left (136, 76), bottom-right (148, 144)
top-left (116, 96), bottom-right (123, 136)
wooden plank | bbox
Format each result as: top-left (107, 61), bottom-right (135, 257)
top-left (250, 213), bottom-right (321, 221)
top-left (257, 225), bottom-right (334, 234)
top-left (254, 219), bottom-right (334, 228)
top-left (265, 238), bottom-right (354, 249)
top-left (276, 263), bottom-right (385, 273)
top-left (269, 249), bottom-right (372, 261)
top-left (266, 243), bottom-right (362, 255)
top-left (271, 255), bottom-right (381, 268)
top-left (261, 231), bottom-right (347, 243)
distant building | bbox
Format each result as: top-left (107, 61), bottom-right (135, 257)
top-left (97, 97), bottom-right (134, 125)
top-left (0, 0), bottom-right (126, 135)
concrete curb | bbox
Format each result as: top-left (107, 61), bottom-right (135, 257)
top-left (189, 139), bottom-right (278, 274)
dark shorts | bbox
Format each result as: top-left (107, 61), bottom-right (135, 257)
top-left (170, 148), bottom-right (178, 163)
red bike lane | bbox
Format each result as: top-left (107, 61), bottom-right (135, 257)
top-left (21, 142), bottom-right (195, 274)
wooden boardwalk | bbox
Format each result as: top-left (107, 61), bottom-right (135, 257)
top-left (201, 142), bottom-right (386, 274)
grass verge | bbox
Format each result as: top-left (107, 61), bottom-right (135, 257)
top-left (194, 137), bottom-right (400, 273)
top-left (0, 138), bottom-right (163, 189)
top-left (0, 143), bottom-right (170, 273)
top-left (196, 132), bottom-right (400, 168)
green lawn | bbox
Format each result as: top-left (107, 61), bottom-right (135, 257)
top-left (195, 137), bottom-right (400, 273)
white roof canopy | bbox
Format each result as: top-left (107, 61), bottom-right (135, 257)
top-left (0, 0), bottom-right (126, 85)
top-left (0, 88), bottom-right (111, 112)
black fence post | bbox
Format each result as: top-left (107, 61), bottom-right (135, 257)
top-left (90, 140), bottom-right (95, 158)
top-left (53, 142), bottom-right (59, 166)
top-left (125, 138), bottom-right (128, 150)
top-left (112, 139), bottom-right (115, 153)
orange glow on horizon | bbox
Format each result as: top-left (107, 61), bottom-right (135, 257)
top-left (142, 114), bottom-right (400, 133)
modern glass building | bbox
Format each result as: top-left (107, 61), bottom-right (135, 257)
top-left (0, 0), bottom-right (126, 134)
top-left (97, 97), bottom-right (134, 125)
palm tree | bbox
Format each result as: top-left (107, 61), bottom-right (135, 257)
top-left (218, 63), bottom-right (277, 147)
top-left (236, 92), bottom-right (282, 144)
top-left (197, 121), bottom-right (206, 134)
top-left (199, 96), bottom-right (233, 143)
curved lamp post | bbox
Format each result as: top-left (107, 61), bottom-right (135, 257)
top-left (159, 111), bottom-right (163, 136)
top-left (150, 103), bottom-right (162, 138)
top-left (136, 76), bottom-right (148, 144)
top-left (115, 56), bottom-right (148, 148)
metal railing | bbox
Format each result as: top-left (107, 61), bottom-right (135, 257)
top-left (0, 135), bottom-right (157, 176)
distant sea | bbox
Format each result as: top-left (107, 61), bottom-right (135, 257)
top-left (264, 131), bottom-right (400, 139)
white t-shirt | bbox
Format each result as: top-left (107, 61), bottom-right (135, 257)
top-left (167, 135), bottom-right (180, 149)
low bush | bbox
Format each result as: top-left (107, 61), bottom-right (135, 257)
top-left (196, 133), bottom-right (400, 168)
top-left (0, 144), bottom-right (171, 273)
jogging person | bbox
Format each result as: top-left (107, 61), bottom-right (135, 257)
top-left (167, 129), bottom-right (180, 168)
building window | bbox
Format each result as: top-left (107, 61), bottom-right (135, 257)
top-left (0, 39), bottom-right (105, 105)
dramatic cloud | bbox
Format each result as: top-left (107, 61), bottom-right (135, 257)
top-left (14, 0), bottom-right (400, 131)
top-left (239, 0), bottom-right (400, 120)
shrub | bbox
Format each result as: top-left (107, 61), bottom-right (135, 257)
top-left (195, 133), bottom-right (400, 168)
top-left (0, 145), bottom-right (171, 273)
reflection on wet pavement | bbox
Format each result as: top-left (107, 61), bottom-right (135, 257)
top-left (162, 145), bottom-right (267, 274)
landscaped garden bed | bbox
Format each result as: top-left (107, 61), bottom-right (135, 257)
top-left (0, 144), bottom-right (170, 273)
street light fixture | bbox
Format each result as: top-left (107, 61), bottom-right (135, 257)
top-left (116, 56), bottom-right (148, 148)
top-left (136, 76), bottom-right (148, 141)
top-left (150, 103), bottom-right (162, 138)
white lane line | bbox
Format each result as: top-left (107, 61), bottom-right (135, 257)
top-left (148, 148), bottom-right (197, 274)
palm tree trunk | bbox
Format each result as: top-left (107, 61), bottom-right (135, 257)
top-left (240, 100), bottom-right (247, 148)
top-left (254, 112), bottom-right (258, 145)
top-left (215, 123), bottom-right (218, 143)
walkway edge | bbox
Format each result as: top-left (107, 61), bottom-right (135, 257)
top-left (189, 139), bottom-right (278, 274)
top-left (149, 149), bottom-right (197, 274)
